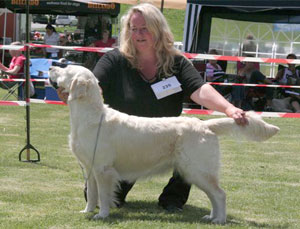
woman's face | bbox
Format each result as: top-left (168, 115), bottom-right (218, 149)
top-left (46, 28), bottom-right (53, 36)
top-left (129, 12), bottom-right (154, 53)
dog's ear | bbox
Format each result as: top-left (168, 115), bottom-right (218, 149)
top-left (69, 77), bottom-right (89, 100)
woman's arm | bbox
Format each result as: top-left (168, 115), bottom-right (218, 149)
top-left (190, 84), bottom-right (247, 125)
top-left (3, 65), bottom-right (21, 75)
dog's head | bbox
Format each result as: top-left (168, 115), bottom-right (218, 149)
top-left (49, 65), bottom-right (99, 101)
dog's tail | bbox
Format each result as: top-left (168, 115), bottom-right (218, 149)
top-left (204, 111), bottom-right (279, 142)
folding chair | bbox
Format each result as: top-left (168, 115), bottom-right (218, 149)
top-left (0, 70), bottom-right (24, 100)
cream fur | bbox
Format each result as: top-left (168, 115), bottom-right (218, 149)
top-left (49, 65), bottom-right (279, 224)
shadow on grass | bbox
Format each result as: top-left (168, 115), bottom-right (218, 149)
top-left (85, 200), bottom-right (208, 224)
top-left (84, 200), bottom-right (290, 228)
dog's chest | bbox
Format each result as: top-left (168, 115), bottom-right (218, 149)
top-left (69, 131), bottom-right (97, 166)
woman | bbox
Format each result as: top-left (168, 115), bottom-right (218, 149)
top-left (58, 3), bottom-right (247, 211)
top-left (0, 41), bottom-right (34, 97)
top-left (91, 29), bottom-right (116, 49)
top-left (205, 49), bottom-right (231, 96)
top-left (206, 49), bottom-right (225, 82)
top-left (0, 41), bottom-right (25, 77)
top-left (43, 24), bottom-right (60, 59)
top-left (88, 29), bottom-right (117, 66)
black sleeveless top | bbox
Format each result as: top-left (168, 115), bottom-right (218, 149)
top-left (93, 49), bottom-right (204, 117)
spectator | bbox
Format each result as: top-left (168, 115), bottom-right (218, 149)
top-left (241, 34), bottom-right (256, 57)
top-left (206, 49), bottom-right (231, 96)
top-left (0, 41), bottom-right (25, 78)
top-left (58, 34), bottom-right (68, 58)
top-left (206, 49), bottom-right (225, 82)
top-left (237, 34), bottom-right (260, 74)
top-left (57, 3), bottom-right (247, 212)
top-left (275, 53), bottom-right (300, 85)
top-left (84, 29), bottom-right (116, 69)
top-left (234, 60), bottom-right (274, 111)
top-left (90, 29), bottom-right (116, 57)
top-left (43, 24), bottom-right (60, 59)
top-left (234, 35), bottom-right (259, 109)
top-left (275, 53), bottom-right (300, 112)
top-left (0, 41), bottom-right (35, 97)
top-left (67, 33), bottom-right (73, 44)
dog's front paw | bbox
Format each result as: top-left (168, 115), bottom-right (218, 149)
top-left (80, 205), bottom-right (95, 213)
top-left (93, 211), bottom-right (109, 220)
top-left (211, 217), bottom-right (226, 225)
top-left (202, 215), bottom-right (226, 224)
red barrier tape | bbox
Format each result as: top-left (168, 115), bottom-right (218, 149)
top-left (1, 99), bottom-right (299, 118)
top-left (2, 44), bottom-right (300, 64)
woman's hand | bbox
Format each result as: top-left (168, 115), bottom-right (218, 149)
top-left (191, 84), bottom-right (248, 126)
top-left (56, 87), bottom-right (69, 104)
top-left (225, 105), bottom-right (248, 126)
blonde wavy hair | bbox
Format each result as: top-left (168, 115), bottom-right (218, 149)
top-left (119, 3), bottom-right (183, 78)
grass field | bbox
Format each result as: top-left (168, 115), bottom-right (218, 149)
top-left (0, 102), bottom-right (300, 228)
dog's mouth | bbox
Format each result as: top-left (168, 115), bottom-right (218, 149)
top-left (49, 78), bottom-right (59, 89)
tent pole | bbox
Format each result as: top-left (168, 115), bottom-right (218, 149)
top-left (160, 0), bottom-right (164, 13)
top-left (19, 0), bottom-right (40, 163)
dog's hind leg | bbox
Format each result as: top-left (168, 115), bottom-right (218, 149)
top-left (188, 172), bottom-right (226, 224)
top-left (93, 166), bottom-right (119, 220)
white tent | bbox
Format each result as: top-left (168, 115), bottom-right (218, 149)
top-left (182, 3), bottom-right (201, 52)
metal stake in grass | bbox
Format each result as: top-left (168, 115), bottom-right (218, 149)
top-left (18, 0), bottom-right (40, 163)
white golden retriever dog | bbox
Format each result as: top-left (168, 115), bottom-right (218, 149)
top-left (49, 65), bottom-right (279, 224)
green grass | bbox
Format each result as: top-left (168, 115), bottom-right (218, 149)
top-left (1, 103), bottom-right (300, 228)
